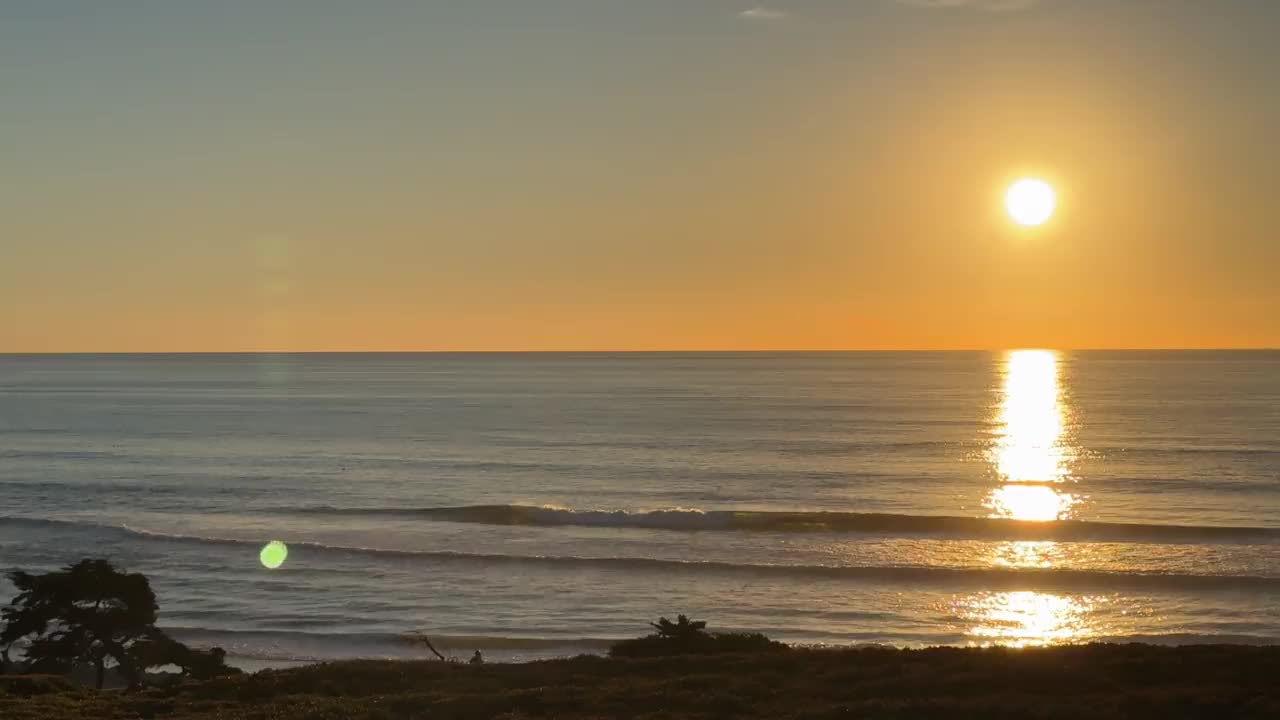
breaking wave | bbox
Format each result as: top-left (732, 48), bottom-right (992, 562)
top-left (287, 503), bottom-right (1280, 544)
top-left (5, 515), bottom-right (1276, 593)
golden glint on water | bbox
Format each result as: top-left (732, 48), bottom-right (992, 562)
top-left (962, 591), bottom-right (1098, 647)
top-left (985, 350), bottom-right (1077, 521)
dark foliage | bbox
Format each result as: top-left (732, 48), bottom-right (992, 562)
top-left (609, 615), bottom-right (788, 658)
top-left (1, 560), bottom-right (237, 689)
top-left (0, 674), bottom-right (75, 698)
top-left (4, 644), bottom-right (1280, 719)
top-left (649, 614), bottom-right (706, 638)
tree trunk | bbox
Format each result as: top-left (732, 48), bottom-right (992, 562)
top-left (95, 658), bottom-right (105, 690)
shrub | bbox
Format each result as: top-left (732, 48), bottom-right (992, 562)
top-left (0, 674), bottom-right (76, 697)
top-left (609, 615), bottom-right (787, 658)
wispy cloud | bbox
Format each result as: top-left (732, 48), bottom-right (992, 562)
top-left (738, 7), bottom-right (788, 21)
top-left (895, 0), bottom-right (1041, 11)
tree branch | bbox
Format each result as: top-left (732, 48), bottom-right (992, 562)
top-left (419, 636), bottom-right (446, 661)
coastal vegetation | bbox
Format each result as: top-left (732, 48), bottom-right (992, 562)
top-left (608, 614), bottom-right (786, 658)
top-left (1, 560), bottom-right (236, 689)
top-left (4, 563), bottom-right (1278, 718)
top-left (3, 644), bottom-right (1279, 719)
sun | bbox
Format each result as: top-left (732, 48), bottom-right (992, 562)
top-left (1005, 178), bottom-right (1056, 227)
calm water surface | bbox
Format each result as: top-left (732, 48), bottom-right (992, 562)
top-left (1, 352), bottom-right (1277, 666)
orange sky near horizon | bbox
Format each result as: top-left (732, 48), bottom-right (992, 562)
top-left (2, 1), bottom-right (1277, 352)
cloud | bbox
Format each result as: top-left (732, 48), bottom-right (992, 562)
top-left (894, 0), bottom-right (1041, 10)
top-left (738, 7), bottom-right (787, 21)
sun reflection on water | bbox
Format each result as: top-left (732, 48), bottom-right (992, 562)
top-left (992, 350), bottom-right (1066, 484)
top-left (960, 591), bottom-right (1100, 647)
top-left (984, 350), bottom-right (1078, 521)
top-left (961, 351), bottom-right (1099, 646)
top-left (985, 485), bottom-right (1076, 522)
top-left (989, 540), bottom-right (1059, 569)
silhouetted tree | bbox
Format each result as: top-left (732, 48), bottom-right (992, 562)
top-left (1, 559), bottom-right (234, 688)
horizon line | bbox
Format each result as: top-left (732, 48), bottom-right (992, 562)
top-left (2, 347), bottom-right (1277, 356)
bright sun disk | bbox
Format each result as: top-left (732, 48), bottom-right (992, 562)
top-left (1005, 178), bottom-right (1056, 227)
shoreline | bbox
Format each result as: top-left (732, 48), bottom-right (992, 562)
top-left (217, 634), bottom-right (1280, 673)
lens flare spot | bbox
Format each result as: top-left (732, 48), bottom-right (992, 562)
top-left (260, 540), bottom-right (289, 569)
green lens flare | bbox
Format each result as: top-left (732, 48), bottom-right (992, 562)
top-left (259, 540), bottom-right (289, 569)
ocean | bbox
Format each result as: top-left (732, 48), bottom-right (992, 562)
top-left (1, 351), bottom-right (1277, 669)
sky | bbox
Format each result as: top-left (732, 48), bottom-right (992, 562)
top-left (2, 0), bottom-right (1278, 351)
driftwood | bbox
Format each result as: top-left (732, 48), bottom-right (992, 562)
top-left (418, 636), bottom-right (447, 661)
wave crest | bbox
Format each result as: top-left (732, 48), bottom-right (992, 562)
top-left (290, 504), bottom-right (1280, 544)
top-left (106, 522), bottom-right (1280, 592)
top-left (6, 514), bottom-right (1279, 592)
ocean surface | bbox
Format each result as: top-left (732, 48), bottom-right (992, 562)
top-left (1, 351), bottom-right (1278, 668)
